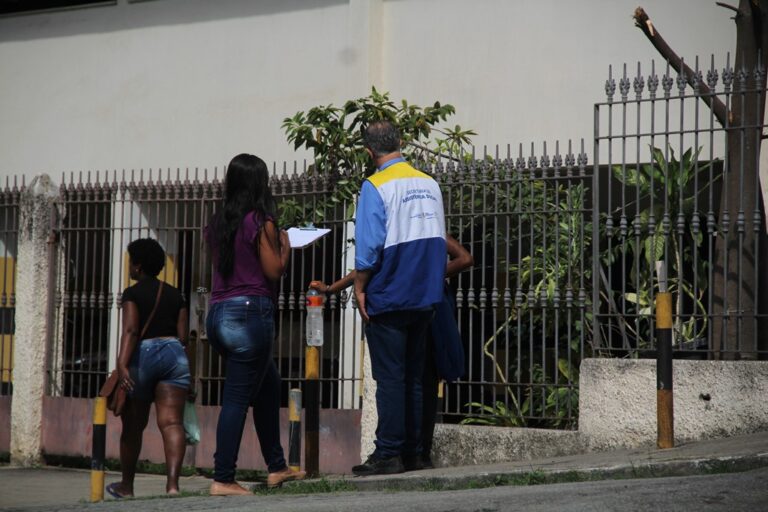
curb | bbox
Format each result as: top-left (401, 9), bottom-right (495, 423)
top-left (285, 452), bottom-right (768, 492)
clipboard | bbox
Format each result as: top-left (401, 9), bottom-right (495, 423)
top-left (287, 227), bottom-right (331, 249)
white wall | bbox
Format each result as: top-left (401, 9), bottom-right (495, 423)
top-left (383, 0), bottom-right (735, 153)
top-left (0, 0), bottom-right (736, 181)
top-left (0, 0), bottom-right (354, 178)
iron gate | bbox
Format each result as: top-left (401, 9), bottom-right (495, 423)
top-left (593, 55), bottom-right (768, 359)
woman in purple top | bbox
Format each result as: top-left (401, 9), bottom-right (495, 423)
top-left (205, 153), bottom-right (305, 495)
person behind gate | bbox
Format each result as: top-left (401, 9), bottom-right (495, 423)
top-left (308, 234), bottom-right (472, 469)
top-left (352, 120), bottom-right (447, 476)
top-left (204, 153), bottom-right (306, 495)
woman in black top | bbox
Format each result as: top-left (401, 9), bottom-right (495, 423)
top-left (106, 238), bottom-right (192, 498)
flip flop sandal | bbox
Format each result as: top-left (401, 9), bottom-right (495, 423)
top-left (105, 482), bottom-right (128, 499)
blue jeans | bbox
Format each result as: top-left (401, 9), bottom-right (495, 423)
top-left (365, 309), bottom-right (433, 458)
top-left (128, 337), bottom-right (190, 402)
top-left (206, 295), bottom-right (287, 482)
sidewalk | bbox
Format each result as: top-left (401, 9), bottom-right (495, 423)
top-left (336, 430), bottom-right (768, 492)
top-left (1, 431), bottom-right (766, 510)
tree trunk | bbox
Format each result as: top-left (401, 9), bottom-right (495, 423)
top-left (634, 3), bottom-right (768, 359)
top-left (711, 0), bottom-right (768, 359)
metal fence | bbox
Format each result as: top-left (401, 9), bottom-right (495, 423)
top-left (41, 148), bottom-right (593, 428)
top-left (427, 143), bottom-right (592, 428)
top-left (31, 52), bottom-right (768, 428)
top-left (47, 166), bottom-right (365, 410)
top-left (593, 55), bottom-right (768, 360)
top-left (0, 178), bottom-right (20, 396)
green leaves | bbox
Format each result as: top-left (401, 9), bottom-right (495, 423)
top-left (643, 230), bottom-right (666, 267)
top-left (460, 401), bottom-right (527, 427)
top-left (463, 360), bottom-right (579, 429)
top-left (281, 88), bottom-right (475, 226)
top-left (612, 164), bottom-right (648, 189)
top-left (603, 145), bottom-right (720, 348)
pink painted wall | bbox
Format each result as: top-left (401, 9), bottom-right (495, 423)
top-left (0, 395), bottom-right (10, 452)
top-left (41, 397), bottom-right (360, 474)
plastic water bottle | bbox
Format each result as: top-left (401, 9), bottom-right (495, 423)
top-left (306, 288), bottom-right (324, 346)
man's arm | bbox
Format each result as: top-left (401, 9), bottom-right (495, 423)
top-left (354, 180), bottom-right (386, 322)
top-left (309, 270), bottom-right (356, 295)
top-left (354, 269), bottom-right (372, 323)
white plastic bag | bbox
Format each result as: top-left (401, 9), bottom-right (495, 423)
top-left (183, 400), bottom-right (200, 445)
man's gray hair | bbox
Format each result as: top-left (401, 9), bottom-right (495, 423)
top-left (363, 120), bottom-right (401, 158)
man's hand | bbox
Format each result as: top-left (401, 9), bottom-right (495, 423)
top-left (117, 365), bottom-right (134, 393)
top-left (309, 280), bottom-right (330, 294)
top-left (353, 269), bottom-right (372, 323)
top-left (355, 290), bottom-right (369, 323)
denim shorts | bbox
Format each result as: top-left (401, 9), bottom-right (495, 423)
top-left (128, 337), bottom-right (191, 402)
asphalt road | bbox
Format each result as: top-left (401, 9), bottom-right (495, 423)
top-left (2, 467), bottom-right (766, 512)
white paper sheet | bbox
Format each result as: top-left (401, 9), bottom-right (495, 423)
top-left (286, 227), bottom-right (331, 249)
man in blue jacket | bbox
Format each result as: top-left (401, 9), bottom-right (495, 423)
top-left (353, 120), bottom-right (446, 476)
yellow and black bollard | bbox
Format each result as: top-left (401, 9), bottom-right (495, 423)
top-left (655, 262), bottom-right (674, 449)
top-left (91, 396), bottom-right (107, 502)
top-left (304, 346), bottom-right (320, 477)
top-left (288, 388), bottom-right (302, 472)
top-left (437, 381), bottom-right (445, 422)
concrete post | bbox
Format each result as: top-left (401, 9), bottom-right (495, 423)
top-left (359, 345), bottom-right (377, 460)
top-left (10, 174), bottom-right (58, 466)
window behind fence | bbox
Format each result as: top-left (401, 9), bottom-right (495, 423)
top-left (0, 180), bottom-right (19, 397)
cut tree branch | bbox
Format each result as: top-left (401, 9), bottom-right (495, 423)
top-left (633, 6), bottom-right (730, 126)
top-left (715, 2), bottom-right (741, 15)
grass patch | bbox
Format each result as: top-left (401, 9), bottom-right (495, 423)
top-left (195, 467), bottom-right (267, 482)
top-left (383, 470), bottom-right (600, 493)
top-left (698, 459), bottom-right (748, 475)
top-left (397, 462), bottom-right (762, 493)
top-left (408, 471), bottom-right (554, 492)
top-left (44, 454), bottom-right (195, 477)
top-left (257, 478), bottom-right (355, 495)
top-left (89, 489), bottom-right (210, 503)
top-left (41, 453), bottom-right (270, 480)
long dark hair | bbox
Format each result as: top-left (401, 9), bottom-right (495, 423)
top-left (212, 153), bottom-right (279, 278)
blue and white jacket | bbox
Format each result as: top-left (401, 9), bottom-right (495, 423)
top-left (355, 157), bottom-right (446, 316)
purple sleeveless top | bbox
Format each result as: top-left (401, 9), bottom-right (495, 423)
top-left (206, 211), bottom-right (275, 304)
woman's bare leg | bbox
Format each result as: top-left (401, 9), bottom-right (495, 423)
top-left (155, 383), bottom-right (187, 494)
top-left (115, 398), bottom-right (151, 496)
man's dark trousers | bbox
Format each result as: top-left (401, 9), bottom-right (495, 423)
top-left (365, 309), bottom-right (433, 458)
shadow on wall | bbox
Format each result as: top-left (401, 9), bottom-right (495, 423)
top-left (0, 0), bottom-right (346, 43)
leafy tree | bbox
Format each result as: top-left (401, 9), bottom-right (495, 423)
top-left (605, 146), bottom-right (719, 348)
top-left (280, 87), bottom-right (475, 226)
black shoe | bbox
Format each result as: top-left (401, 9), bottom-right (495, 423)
top-left (352, 454), bottom-right (405, 476)
top-left (402, 454), bottom-right (425, 471)
top-left (421, 454), bottom-right (434, 469)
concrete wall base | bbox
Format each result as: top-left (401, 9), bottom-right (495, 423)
top-left (38, 397), bottom-right (361, 474)
top-left (579, 358), bottom-right (768, 451)
top-left (432, 423), bottom-right (584, 467)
